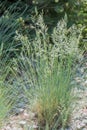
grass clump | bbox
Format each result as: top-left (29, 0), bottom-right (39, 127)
top-left (15, 15), bottom-right (81, 129)
top-left (29, 58), bottom-right (73, 129)
top-left (0, 2), bottom-right (84, 130)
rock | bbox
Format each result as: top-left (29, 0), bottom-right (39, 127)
top-left (75, 77), bottom-right (82, 83)
top-left (76, 122), bottom-right (85, 129)
top-left (82, 128), bottom-right (87, 130)
top-left (23, 110), bottom-right (29, 118)
top-left (84, 80), bottom-right (87, 85)
top-left (81, 68), bottom-right (84, 73)
top-left (82, 119), bottom-right (87, 125)
top-left (12, 128), bottom-right (20, 130)
top-left (19, 121), bottom-right (26, 128)
top-left (19, 108), bottom-right (24, 113)
top-left (3, 126), bottom-right (12, 130)
top-left (32, 125), bottom-right (38, 129)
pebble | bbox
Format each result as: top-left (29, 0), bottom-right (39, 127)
top-left (32, 124), bottom-right (38, 129)
top-left (12, 128), bottom-right (22, 130)
top-left (82, 128), bottom-right (87, 130)
top-left (19, 121), bottom-right (26, 126)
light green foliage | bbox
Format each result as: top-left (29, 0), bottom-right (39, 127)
top-left (0, 62), bottom-right (21, 127)
top-left (15, 15), bottom-right (82, 62)
top-left (0, 0), bottom-right (85, 69)
top-left (0, 76), bottom-right (13, 127)
top-left (52, 17), bottom-right (83, 59)
top-left (0, 88), bottom-right (8, 127)
top-left (32, 0), bottom-right (87, 50)
top-left (0, 1), bottom-right (84, 129)
top-left (14, 15), bottom-right (81, 129)
top-left (30, 59), bottom-right (73, 129)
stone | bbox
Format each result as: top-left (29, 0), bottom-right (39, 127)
top-left (19, 121), bottom-right (26, 128)
top-left (32, 125), bottom-right (38, 129)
